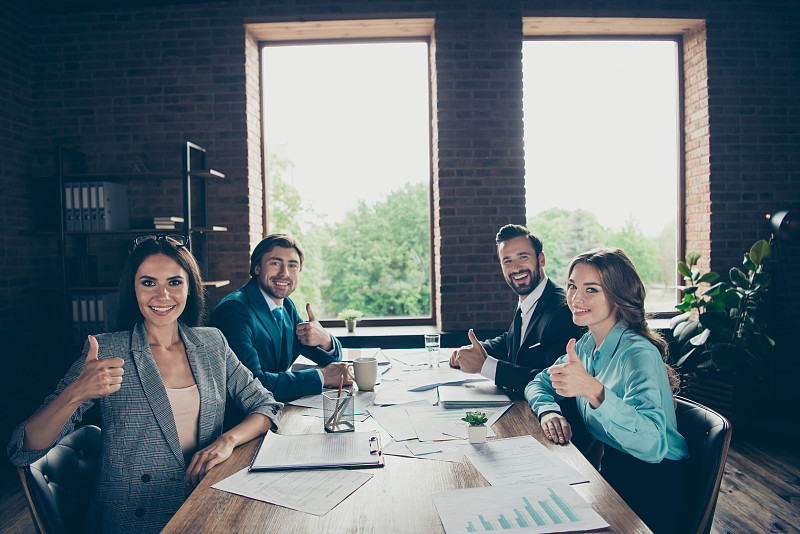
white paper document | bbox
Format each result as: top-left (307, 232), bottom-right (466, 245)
top-left (409, 406), bottom-right (499, 442)
top-left (367, 400), bottom-right (432, 441)
top-left (459, 435), bottom-right (588, 486)
top-left (406, 367), bottom-right (489, 391)
top-left (372, 379), bottom-right (438, 405)
top-left (382, 438), bottom-right (465, 463)
top-left (432, 482), bottom-right (609, 534)
top-left (212, 467), bottom-right (372, 516)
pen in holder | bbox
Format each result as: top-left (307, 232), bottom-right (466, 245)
top-left (323, 389), bottom-right (355, 433)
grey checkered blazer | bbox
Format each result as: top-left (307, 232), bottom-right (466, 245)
top-left (8, 321), bottom-right (283, 533)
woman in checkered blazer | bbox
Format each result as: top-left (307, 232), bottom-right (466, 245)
top-left (8, 235), bottom-right (283, 533)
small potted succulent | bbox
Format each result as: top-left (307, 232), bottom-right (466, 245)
top-left (338, 308), bottom-right (363, 333)
top-left (462, 411), bottom-right (489, 443)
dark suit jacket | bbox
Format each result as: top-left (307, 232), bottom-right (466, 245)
top-left (483, 279), bottom-right (582, 396)
top-left (210, 279), bottom-right (343, 403)
top-left (7, 322), bottom-right (282, 534)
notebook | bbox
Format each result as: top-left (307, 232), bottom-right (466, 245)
top-left (437, 382), bottom-right (513, 408)
top-left (249, 431), bottom-right (384, 471)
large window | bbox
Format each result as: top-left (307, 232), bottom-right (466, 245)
top-left (523, 40), bottom-right (680, 312)
top-left (262, 41), bottom-right (432, 322)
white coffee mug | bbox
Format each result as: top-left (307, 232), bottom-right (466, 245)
top-left (351, 357), bottom-right (378, 391)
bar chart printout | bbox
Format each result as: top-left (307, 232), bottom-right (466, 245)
top-left (432, 482), bottom-right (609, 534)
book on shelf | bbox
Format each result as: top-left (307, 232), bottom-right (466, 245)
top-left (153, 216), bottom-right (184, 230)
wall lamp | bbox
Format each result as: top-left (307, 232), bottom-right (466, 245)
top-left (766, 208), bottom-right (799, 243)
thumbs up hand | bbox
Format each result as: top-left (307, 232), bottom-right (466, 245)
top-left (71, 335), bottom-right (125, 401)
top-left (451, 328), bottom-right (488, 374)
top-left (296, 303), bottom-right (334, 351)
top-left (547, 339), bottom-right (605, 407)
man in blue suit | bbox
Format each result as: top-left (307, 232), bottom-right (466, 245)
top-left (211, 234), bottom-right (351, 403)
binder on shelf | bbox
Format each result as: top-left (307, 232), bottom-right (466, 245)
top-left (97, 182), bottom-right (129, 230)
top-left (80, 183), bottom-right (90, 231)
top-left (64, 184), bottom-right (74, 231)
top-left (71, 296), bottom-right (82, 342)
top-left (95, 292), bottom-right (119, 334)
top-left (249, 431), bottom-right (384, 472)
top-left (89, 183), bottom-right (99, 230)
top-left (71, 184), bottom-right (81, 231)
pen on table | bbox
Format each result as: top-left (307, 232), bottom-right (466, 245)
top-left (330, 374), bottom-right (344, 428)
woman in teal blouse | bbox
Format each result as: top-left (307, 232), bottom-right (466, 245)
top-left (525, 248), bottom-right (688, 534)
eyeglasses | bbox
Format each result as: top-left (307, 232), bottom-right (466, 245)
top-left (133, 234), bottom-right (189, 248)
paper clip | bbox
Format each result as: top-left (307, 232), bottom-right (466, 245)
top-left (369, 435), bottom-right (382, 455)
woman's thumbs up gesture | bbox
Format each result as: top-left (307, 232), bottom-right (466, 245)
top-left (548, 339), bottom-right (605, 408)
top-left (72, 335), bottom-right (125, 401)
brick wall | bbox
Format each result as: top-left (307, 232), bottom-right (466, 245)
top-left (433, 3), bottom-right (526, 329)
top-left (2, 0), bottom-right (799, 413)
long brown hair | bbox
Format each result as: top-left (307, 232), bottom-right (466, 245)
top-left (568, 247), bottom-right (679, 393)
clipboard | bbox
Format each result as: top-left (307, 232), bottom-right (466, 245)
top-left (249, 431), bottom-right (384, 471)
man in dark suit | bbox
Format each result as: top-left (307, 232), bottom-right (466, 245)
top-left (450, 224), bottom-right (582, 397)
top-left (210, 234), bottom-right (351, 403)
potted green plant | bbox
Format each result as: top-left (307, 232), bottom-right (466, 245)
top-left (670, 240), bottom-right (775, 421)
top-left (338, 308), bottom-right (363, 333)
top-left (462, 411), bottom-right (489, 443)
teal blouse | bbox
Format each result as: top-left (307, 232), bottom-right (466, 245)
top-left (525, 322), bottom-right (689, 463)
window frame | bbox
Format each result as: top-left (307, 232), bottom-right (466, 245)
top-left (256, 23), bottom-right (436, 327)
top-left (522, 19), bottom-right (696, 318)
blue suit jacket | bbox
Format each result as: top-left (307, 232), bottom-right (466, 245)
top-left (7, 322), bottom-right (282, 534)
top-left (483, 279), bottom-right (583, 396)
top-left (210, 279), bottom-right (343, 402)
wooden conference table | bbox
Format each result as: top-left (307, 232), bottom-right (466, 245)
top-left (163, 374), bottom-right (651, 533)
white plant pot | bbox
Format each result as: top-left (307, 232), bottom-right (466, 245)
top-left (467, 425), bottom-right (487, 444)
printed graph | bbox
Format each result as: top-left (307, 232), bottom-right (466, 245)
top-left (433, 482), bottom-right (609, 534)
top-left (463, 488), bottom-right (578, 531)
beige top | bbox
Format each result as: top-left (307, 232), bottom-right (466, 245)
top-left (166, 384), bottom-right (200, 458)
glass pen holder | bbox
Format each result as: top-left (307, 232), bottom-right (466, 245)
top-left (323, 389), bottom-right (355, 433)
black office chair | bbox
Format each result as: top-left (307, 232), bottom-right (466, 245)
top-left (675, 396), bottom-right (732, 534)
top-left (17, 425), bottom-right (102, 534)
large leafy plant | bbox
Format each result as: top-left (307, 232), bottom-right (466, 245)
top-left (670, 240), bottom-right (775, 371)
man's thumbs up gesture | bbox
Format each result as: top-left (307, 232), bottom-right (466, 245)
top-left (548, 339), bottom-right (605, 408)
top-left (296, 303), bottom-right (334, 351)
top-left (71, 335), bottom-right (125, 401)
top-left (449, 329), bottom-right (489, 373)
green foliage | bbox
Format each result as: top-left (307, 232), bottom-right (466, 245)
top-left (670, 240), bottom-right (775, 372)
top-left (267, 152), bottom-right (431, 319)
top-left (528, 209), bottom-right (669, 289)
top-left (461, 411), bottom-right (488, 426)
top-left (337, 308), bottom-right (363, 321)
top-left (605, 216), bottom-right (662, 284)
top-left (320, 182), bottom-right (431, 317)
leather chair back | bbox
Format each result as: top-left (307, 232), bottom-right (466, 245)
top-left (17, 425), bottom-right (102, 534)
top-left (675, 396), bottom-right (732, 534)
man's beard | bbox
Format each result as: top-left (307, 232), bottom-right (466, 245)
top-left (506, 267), bottom-right (541, 296)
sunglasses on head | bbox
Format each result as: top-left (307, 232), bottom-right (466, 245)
top-left (132, 234), bottom-right (189, 248)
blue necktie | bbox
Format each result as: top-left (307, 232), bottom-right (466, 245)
top-left (272, 307), bottom-right (283, 344)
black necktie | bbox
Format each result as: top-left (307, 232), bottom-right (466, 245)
top-left (512, 306), bottom-right (523, 356)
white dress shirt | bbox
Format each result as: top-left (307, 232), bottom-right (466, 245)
top-left (480, 276), bottom-right (549, 380)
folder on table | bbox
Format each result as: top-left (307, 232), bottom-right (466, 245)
top-left (249, 431), bottom-right (384, 471)
top-left (437, 382), bottom-right (512, 408)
